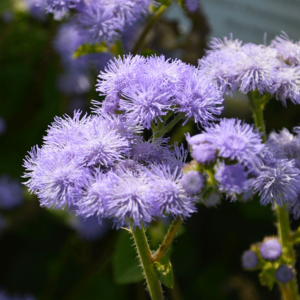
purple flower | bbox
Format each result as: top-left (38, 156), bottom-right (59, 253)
top-left (242, 250), bottom-right (258, 270)
top-left (24, 0), bottom-right (47, 21)
top-left (275, 265), bottom-right (294, 283)
top-left (260, 239), bottom-right (282, 261)
top-left (215, 163), bottom-right (250, 198)
top-left (121, 77), bottom-right (173, 129)
top-left (174, 69), bottom-right (224, 125)
top-left (23, 147), bottom-right (91, 210)
top-left (45, 0), bottom-right (82, 20)
top-left (236, 44), bottom-right (280, 94)
top-left (76, 170), bottom-right (116, 219)
top-left (271, 32), bottom-right (300, 65)
top-left (0, 175), bottom-right (24, 210)
top-left (44, 112), bottom-right (131, 168)
top-left (53, 23), bottom-right (88, 72)
top-left (75, 1), bottom-right (123, 45)
top-left (148, 164), bottom-right (197, 218)
top-left (199, 36), bottom-right (243, 94)
top-left (185, 0), bottom-right (198, 12)
top-left (181, 171), bottom-right (204, 195)
top-left (105, 168), bottom-right (155, 228)
top-left (131, 137), bottom-right (173, 164)
top-left (268, 129), bottom-right (300, 163)
top-left (275, 66), bottom-right (300, 105)
top-left (202, 118), bottom-right (264, 165)
top-left (191, 143), bottom-right (217, 165)
top-left (96, 54), bottom-right (146, 106)
top-left (253, 159), bottom-right (300, 206)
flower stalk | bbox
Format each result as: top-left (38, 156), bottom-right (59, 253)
top-left (131, 225), bottom-right (164, 300)
top-left (248, 90), bottom-right (300, 299)
top-left (152, 216), bottom-right (183, 262)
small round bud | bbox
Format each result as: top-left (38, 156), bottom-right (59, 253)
top-left (242, 250), bottom-right (258, 270)
top-left (181, 171), bottom-right (204, 195)
top-left (260, 239), bottom-right (282, 261)
top-left (192, 144), bottom-right (216, 165)
top-left (275, 265), bottom-right (294, 283)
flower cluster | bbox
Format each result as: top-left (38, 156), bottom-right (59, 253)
top-left (199, 33), bottom-right (300, 105)
top-left (95, 54), bottom-right (224, 128)
top-left (186, 118), bottom-right (264, 201)
top-left (23, 109), bottom-right (197, 228)
top-left (252, 128), bottom-right (300, 217)
top-left (242, 237), bottom-right (294, 286)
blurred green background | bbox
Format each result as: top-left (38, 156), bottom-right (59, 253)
top-left (1, 1), bottom-right (300, 299)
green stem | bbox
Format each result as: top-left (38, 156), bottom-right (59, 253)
top-left (276, 205), bottom-right (299, 300)
top-left (131, 226), bottom-right (163, 300)
top-left (248, 91), bottom-right (299, 299)
top-left (247, 91), bottom-right (267, 142)
top-left (132, 5), bottom-right (167, 55)
top-left (153, 113), bottom-right (184, 140)
top-left (152, 216), bottom-right (183, 262)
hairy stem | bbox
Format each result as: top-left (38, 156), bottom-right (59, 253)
top-left (249, 90), bottom-right (299, 299)
top-left (276, 206), bottom-right (299, 300)
top-left (247, 91), bottom-right (267, 142)
top-left (132, 5), bottom-right (167, 55)
top-left (153, 113), bottom-right (184, 140)
top-left (152, 216), bottom-right (183, 262)
top-left (131, 226), bottom-right (163, 300)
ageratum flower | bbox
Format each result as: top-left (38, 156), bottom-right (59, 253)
top-left (200, 118), bottom-right (264, 165)
top-left (199, 36), bottom-right (243, 94)
top-left (181, 171), bottom-right (204, 195)
top-left (260, 238), bottom-right (282, 261)
top-left (242, 250), bottom-right (258, 270)
top-left (271, 32), bottom-right (300, 65)
top-left (44, 111), bottom-right (131, 167)
top-left (104, 168), bottom-right (156, 228)
top-left (236, 43), bottom-right (280, 94)
top-left (96, 55), bottom-right (146, 111)
top-left (53, 23), bottom-right (88, 72)
top-left (275, 265), bottom-right (294, 283)
top-left (268, 128), bottom-right (300, 163)
top-left (174, 68), bottom-right (224, 125)
top-left (148, 164), bottom-right (197, 218)
top-left (0, 175), bottom-right (24, 210)
top-left (44, 0), bottom-right (82, 20)
top-left (185, 0), bottom-right (198, 12)
top-left (215, 163), bottom-right (251, 198)
top-left (23, 147), bottom-right (91, 209)
top-left (23, 111), bottom-right (132, 210)
top-left (253, 158), bottom-right (300, 206)
top-left (75, 1), bottom-right (123, 45)
top-left (275, 66), bottom-right (300, 105)
top-left (131, 137), bottom-right (173, 164)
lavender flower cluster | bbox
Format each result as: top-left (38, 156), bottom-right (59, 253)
top-left (199, 33), bottom-right (300, 105)
top-left (242, 238), bottom-right (294, 284)
top-left (24, 49), bottom-right (225, 229)
top-left (95, 54), bottom-right (223, 127)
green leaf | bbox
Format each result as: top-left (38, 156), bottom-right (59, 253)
top-left (73, 42), bottom-right (107, 58)
top-left (153, 256), bottom-right (174, 288)
top-left (259, 263), bottom-right (276, 290)
top-left (112, 230), bottom-right (144, 285)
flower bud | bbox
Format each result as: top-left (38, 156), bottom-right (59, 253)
top-left (275, 265), bottom-right (294, 283)
top-left (260, 238), bottom-right (282, 261)
top-left (242, 250), bottom-right (258, 270)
